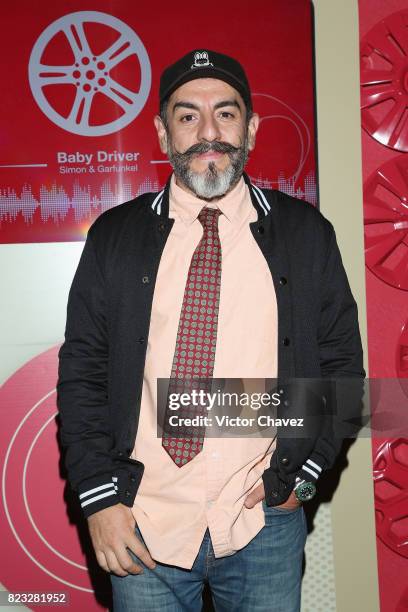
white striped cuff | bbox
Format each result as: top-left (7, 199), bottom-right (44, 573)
top-left (301, 458), bottom-right (323, 480)
top-left (79, 482), bottom-right (117, 509)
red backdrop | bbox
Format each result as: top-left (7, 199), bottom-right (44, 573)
top-left (0, 0), bottom-right (317, 244)
top-left (359, 1), bottom-right (408, 610)
top-left (0, 2), bottom-right (317, 610)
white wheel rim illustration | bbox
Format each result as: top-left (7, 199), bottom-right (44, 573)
top-left (28, 11), bottom-right (151, 136)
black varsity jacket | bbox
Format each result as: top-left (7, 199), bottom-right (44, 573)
top-left (56, 172), bottom-right (365, 518)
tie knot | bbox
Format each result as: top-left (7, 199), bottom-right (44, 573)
top-left (198, 206), bottom-right (222, 229)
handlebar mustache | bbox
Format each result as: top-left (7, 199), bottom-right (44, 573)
top-left (178, 141), bottom-right (241, 159)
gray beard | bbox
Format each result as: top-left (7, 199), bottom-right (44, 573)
top-left (166, 136), bottom-right (249, 201)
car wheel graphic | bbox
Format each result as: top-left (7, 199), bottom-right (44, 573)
top-left (361, 9), bottom-right (408, 152)
top-left (364, 155), bottom-right (408, 290)
top-left (28, 11), bottom-right (151, 136)
top-left (374, 439), bottom-right (408, 559)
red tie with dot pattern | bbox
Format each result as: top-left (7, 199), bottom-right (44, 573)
top-left (162, 206), bottom-right (222, 467)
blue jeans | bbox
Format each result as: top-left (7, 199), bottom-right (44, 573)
top-left (111, 501), bottom-right (307, 612)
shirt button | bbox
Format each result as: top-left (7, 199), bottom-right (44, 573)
top-left (257, 226), bottom-right (265, 234)
top-left (125, 490), bottom-right (131, 497)
top-left (158, 222), bottom-right (165, 232)
top-left (138, 336), bottom-right (145, 344)
top-left (283, 337), bottom-right (290, 346)
top-left (207, 500), bottom-right (214, 507)
top-left (281, 457), bottom-right (289, 465)
top-left (142, 275), bottom-right (150, 284)
top-left (279, 276), bottom-right (287, 285)
top-left (211, 451), bottom-right (219, 459)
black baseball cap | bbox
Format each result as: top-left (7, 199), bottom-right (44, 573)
top-left (159, 49), bottom-right (252, 109)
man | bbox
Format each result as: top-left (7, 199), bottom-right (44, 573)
top-left (57, 49), bottom-right (364, 611)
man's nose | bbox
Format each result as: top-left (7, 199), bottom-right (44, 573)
top-left (197, 114), bottom-right (221, 142)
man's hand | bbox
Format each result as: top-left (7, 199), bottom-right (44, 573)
top-left (87, 503), bottom-right (156, 576)
top-left (244, 483), bottom-right (301, 510)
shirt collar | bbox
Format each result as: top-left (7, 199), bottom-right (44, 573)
top-left (169, 174), bottom-right (248, 226)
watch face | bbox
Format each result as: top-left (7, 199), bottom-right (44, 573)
top-left (295, 481), bottom-right (316, 502)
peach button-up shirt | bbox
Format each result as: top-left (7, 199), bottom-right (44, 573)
top-left (130, 174), bottom-right (278, 569)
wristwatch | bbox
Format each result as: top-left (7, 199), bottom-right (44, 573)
top-left (293, 478), bottom-right (316, 502)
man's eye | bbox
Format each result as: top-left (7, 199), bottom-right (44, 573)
top-left (181, 114), bottom-right (195, 122)
top-left (219, 111), bottom-right (234, 119)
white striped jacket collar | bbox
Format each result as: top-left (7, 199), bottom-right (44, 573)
top-left (150, 172), bottom-right (271, 220)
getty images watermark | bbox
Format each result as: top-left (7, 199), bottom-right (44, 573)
top-left (165, 387), bottom-right (303, 429)
top-left (156, 377), bottom-right (408, 439)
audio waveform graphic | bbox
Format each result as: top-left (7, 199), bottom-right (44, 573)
top-left (0, 177), bottom-right (161, 227)
top-left (252, 171), bottom-right (317, 207)
top-left (0, 172), bottom-right (317, 242)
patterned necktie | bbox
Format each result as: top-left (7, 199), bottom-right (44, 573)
top-left (162, 206), bottom-right (222, 466)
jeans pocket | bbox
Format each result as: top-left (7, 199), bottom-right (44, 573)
top-left (262, 498), bottom-right (301, 513)
top-left (262, 499), bottom-right (303, 528)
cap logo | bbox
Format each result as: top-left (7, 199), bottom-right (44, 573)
top-left (191, 51), bottom-right (213, 69)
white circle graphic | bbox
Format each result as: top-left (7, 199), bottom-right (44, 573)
top-left (28, 11), bottom-right (151, 136)
top-left (2, 388), bottom-right (92, 591)
top-left (23, 411), bottom-right (87, 571)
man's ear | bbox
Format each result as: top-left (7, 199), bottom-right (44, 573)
top-left (247, 113), bottom-right (260, 151)
top-left (154, 115), bottom-right (168, 154)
